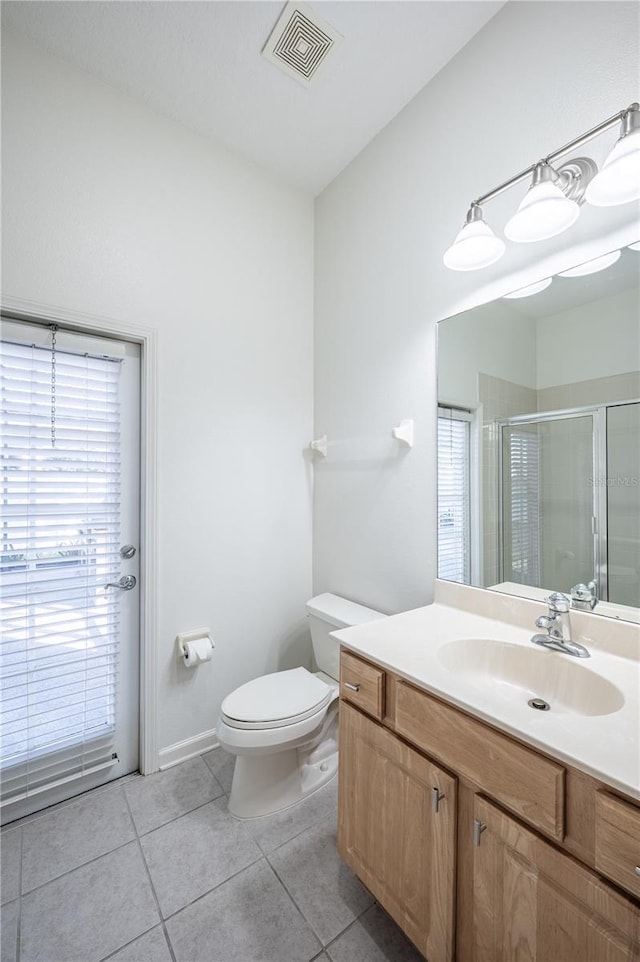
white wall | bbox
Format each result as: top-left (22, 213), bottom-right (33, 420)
top-left (1, 30), bottom-right (314, 760)
top-left (314, 1), bottom-right (639, 614)
top-left (437, 282), bottom-right (639, 404)
top-left (536, 286), bottom-right (640, 389)
top-left (437, 299), bottom-right (537, 407)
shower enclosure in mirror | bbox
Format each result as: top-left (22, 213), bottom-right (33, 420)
top-left (437, 243), bottom-right (640, 620)
top-left (500, 403), bottom-right (639, 608)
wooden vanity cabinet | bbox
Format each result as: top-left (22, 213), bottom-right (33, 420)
top-left (595, 791), bottom-right (640, 900)
top-left (338, 648), bottom-right (640, 962)
top-left (338, 699), bottom-right (457, 962)
top-left (472, 795), bottom-right (640, 961)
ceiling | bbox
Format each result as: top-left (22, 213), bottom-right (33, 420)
top-left (1, 0), bottom-right (506, 195)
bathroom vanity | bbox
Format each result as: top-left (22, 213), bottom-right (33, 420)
top-left (334, 583), bottom-right (640, 961)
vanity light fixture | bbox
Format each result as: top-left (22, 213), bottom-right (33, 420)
top-left (503, 278), bottom-right (552, 299)
top-left (444, 103), bottom-right (640, 271)
top-left (442, 204), bottom-right (506, 270)
top-left (558, 249), bottom-right (621, 278)
top-left (585, 108), bottom-right (640, 206)
top-left (628, 241), bottom-right (640, 251)
top-left (504, 162), bottom-right (581, 243)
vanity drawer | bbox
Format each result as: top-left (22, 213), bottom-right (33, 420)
top-left (595, 791), bottom-right (640, 899)
top-left (395, 681), bottom-right (565, 840)
top-left (340, 650), bottom-right (385, 721)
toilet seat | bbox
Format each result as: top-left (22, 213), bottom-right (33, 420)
top-left (221, 666), bottom-right (332, 731)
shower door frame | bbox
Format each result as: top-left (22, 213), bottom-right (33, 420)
top-left (497, 404), bottom-right (608, 600)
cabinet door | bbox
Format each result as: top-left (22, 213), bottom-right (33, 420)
top-left (338, 700), bottom-right (456, 962)
top-left (472, 795), bottom-right (640, 962)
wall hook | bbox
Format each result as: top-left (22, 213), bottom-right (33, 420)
top-left (309, 435), bottom-right (328, 457)
top-left (392, 419), bottom-right (414, 448)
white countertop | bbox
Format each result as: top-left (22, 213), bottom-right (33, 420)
top-left (332, 597), bottom-right (640, 800)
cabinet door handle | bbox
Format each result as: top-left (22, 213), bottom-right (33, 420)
top-left (473, 819), bottom-right (487, 847)
top-left (432, 787), bottom-right (445, 814)
top-left (635, 866), bottom-right (640, 877)
top-left (344, 682), bottom-right (360, 692)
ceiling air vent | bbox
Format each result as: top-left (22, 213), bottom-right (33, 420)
top-left (262, 2), bottom-right (342, 86)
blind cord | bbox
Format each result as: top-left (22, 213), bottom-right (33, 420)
top-left (50, 324), bottom-right (57, 448)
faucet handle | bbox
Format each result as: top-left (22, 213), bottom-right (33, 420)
top-left (535, 615), bottom-right (555, 631)
top-left (544, 591), bottom-right (570, 613)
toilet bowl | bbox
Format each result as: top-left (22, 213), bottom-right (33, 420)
top-left (217, 593), bottom-right (385, 819)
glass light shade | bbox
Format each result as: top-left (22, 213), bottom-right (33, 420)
top-left (503, 278), bottom-right (552, 299)
top-left (559, 250), bottom-right (621, 278)
top-left (504, 182), bottom-right (580, 243)
top-left (443, 219), bottom-right (505, 271)
top-left (585, 128), bottom-right (640, 206)
top-left (628, 241), bottom-right (640, 251)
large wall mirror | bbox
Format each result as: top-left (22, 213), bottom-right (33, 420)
top-left (437, 243), bottom-right (640, 622)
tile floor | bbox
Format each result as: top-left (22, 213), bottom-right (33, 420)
top-left (1, 749), bottom-right (424, 962)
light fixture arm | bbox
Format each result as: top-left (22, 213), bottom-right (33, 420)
top-left (471, 103), bottom-right (639, 209)
top-left (444, 102), bottom-right (640, 270)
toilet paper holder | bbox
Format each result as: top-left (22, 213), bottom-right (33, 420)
top-left (175, 629), bottom-right (215, 662)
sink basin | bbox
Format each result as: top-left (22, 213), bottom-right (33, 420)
top-left (437, 638), bottom-right (625, 717)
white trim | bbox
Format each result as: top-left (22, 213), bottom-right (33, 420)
top-left (1, 318), bottom-right (127, 358)
top-left (158, 729), bottom-right (220, 771)
top-left (1, 293), bottom-right (159, 775)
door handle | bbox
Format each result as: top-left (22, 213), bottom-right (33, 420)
top-left (105, 575), bottom-right (137, 591)
top-left (473, 818), bottom-right (487, 847)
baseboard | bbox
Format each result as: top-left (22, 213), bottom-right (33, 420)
top-left (157, 728), bottom-right (220, 771)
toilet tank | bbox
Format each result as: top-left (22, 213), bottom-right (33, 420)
top-left (305, 593), bottom-right (386, 681)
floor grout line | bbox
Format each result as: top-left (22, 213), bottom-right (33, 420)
top-left (247, 787), bottom-right (339, 858)
top-left (262, 804), bottom-right (336, 858)
top-left (131, 788), bottom-right (226, 839)
top-left (125, 776), bottom-right (271, 928)
top-left (97, 921), bottom-right (165, 962)
top-left (158, 851), bottom-right (266, 924)
top-left (264, 856), bottom-right (325, 957)
top-left (19, 833), bottom-right (137, 899)
top-left (6, 754), bottom-right (399, 962)
top-left (121, 784), bottom-right (178, 962)
top-left (1, 771), bottom-right (141, 833)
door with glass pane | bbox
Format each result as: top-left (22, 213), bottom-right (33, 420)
top-left (0, 319), bottom-right (140, 821)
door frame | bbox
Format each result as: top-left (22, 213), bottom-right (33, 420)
top-left (1, 294), bottom-right (158, 775)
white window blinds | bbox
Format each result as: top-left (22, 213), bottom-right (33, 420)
top-left (0, 329), bottom-right (123, 804)
top-left (503, 427), bottom-right (541, 586)
top-left (437, 409), bottom-right (471, 584)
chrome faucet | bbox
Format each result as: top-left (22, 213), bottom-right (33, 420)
top-left (531, 591), bottom-right (590, 658)
top-left (571, 579), bottom-right (598, 611)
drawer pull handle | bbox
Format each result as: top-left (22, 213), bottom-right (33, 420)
top-left (635, 866), bottom-right (640, 877)
top-left (344, 682), bottom-right (360, 693)
top-left (473, 819), bottom-right (487, 847)
top-left (432, 787), bottom-right (445, 814)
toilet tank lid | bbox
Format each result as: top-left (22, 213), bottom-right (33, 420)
top-left (305, 592), bottom-right (386, 628)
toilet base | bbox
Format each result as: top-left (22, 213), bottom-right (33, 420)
top-left (227, 732), bottom-right (338, 819)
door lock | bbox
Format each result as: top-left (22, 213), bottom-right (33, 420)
top-left (119, 544), bottom-right (137, 560)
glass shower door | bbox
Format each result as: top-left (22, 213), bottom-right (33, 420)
top-left (501, 413), bottom-right (596, 594)
top-left (606, 402), bottom-right (640, 607)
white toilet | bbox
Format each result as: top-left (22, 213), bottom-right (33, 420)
top-left (216, 592), bottom-right (385, 819)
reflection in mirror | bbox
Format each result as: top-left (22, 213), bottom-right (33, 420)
top-left (437, 244), bottom-right (640, 622)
